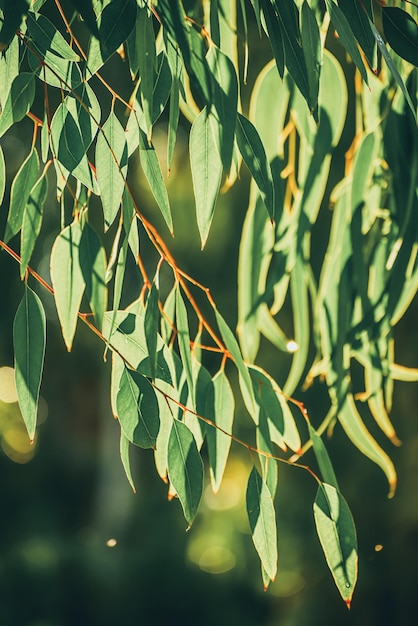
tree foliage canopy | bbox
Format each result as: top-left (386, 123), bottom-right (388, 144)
top-left (0, 0), bottom-right (417, 607)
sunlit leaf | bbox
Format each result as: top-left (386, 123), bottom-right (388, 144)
top-left (144, 280), bottom-right (160, 379)
top-left (246, 466), bottom-right (278, 582)
top-left (207, 45), bottom-right (238, 174)
top-left (308, 423), bottom-right (339, 490)
top-left (120, 430), bottom-right (136, 492)
top-left (168, 419), bottom-right (204, 526)
top-left (0, 146), bottom-right (4, 205)
top-left (215, 308), bottom-right (257, 419)
top-left (26, 12), bottom-right (80, 61)
top-left (325, 0), bottom-right (368, 84)
top-left (190, 107), bottom-right (223, 248)
top-left (206, 369), bottom-right (234, 493)
top-left (20, 166), bottom-right (49, 278)
top-left (79, 222), bottom-right (107, 329)
top-left (175, 286), bottom-right (195, 408)
top-left (116, 365), bottom-right (160, 448)
top-left (50, 221), bottom-right (85, 351)
top-left (13, 285), bottom-right (46, 442)
top-left (102, 310), bottom-right (172, 384)
top-left (96, 110), bottom-right (128, 231)
top-left (0, 73), bottom-right (35, 138)
top-left (137, 126), bottom-right (173, 233)
top-left (314, 482), bottom-right (358, 607)
top-left (4, 148), bottom-right (39, 243)
top-left (236, 113), bottom-right (275, 221)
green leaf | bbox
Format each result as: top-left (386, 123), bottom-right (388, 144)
top-left (65, 82), bottom-right (101, 152)
top-left (168, 419), bottom-right (204, 526)
top-left (0, 35), bottom-right (19, 110)
top-left (273, 0), bottom-right (312, 107)
top-left (260, 0), bottom-right (285, 79)
top-left (103, 310), bottom-right (173, 384)
top-left (0, 0), bottom-right (29, 51)
top-left (4, 148), bottom-right (39, 243)
top-left (99, 0), bottom-right (137, 62)
top-left (0, 146), bottom-right (5, 205)
top-left (337, 0), bottom-right (375, 68)
top-left (236, 113), bottom-right (275, 221)
top-left (20, 166), bottom-right (49, 278)
top-left (325, 0), bottom-right (368, 85)
top-left (382, 7), bottom-right (418, 67)
top-left (205, 369), bottom-right (234, 493)
top-left (26, 12), bottom-right (80, 61)
top-left (301, 1), bottom-right (321, 117)
top-left (136, 8), bottom-right (157, 132)
top-left (175, 286), bottom-right (195, 408)
top-left (144, 280), bottom-right (160, 379)
top-left (313, 483), bottom-right (358, 607)
top-left (120, 430), bottom-right (136, 492)
top-left (68, 0), bottom-right (99, 38)
top-left (96, 110), bottom-right (128, 231)
top-left (246, 467), bottom-right (278, 582)
top-left (137, 126), bottom-right (173, 233)
top-left (215, 308), bottom-right (257, 419)
top-left (249, 365), bottom-right (301, 453)
top-left (206, 45), bottom-right (238, 174)
top-left (0, 73), bottom-right (36, 138)
top-left (79, 222), bottom-right (107, 329)
top-left (13, 285), bottom-right (46, 442)
top-left (50, 103), bottom-right (85, 173)
top-left (50, 221), bottom-right (85, 351)
top-left (190, 107), bottom-right (223, 248)
top-left (116, 365), bottom-right (160, 449)
top-left (308, 424), bottom-right (339, 490)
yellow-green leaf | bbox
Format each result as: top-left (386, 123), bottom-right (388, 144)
top-left (13, 285), bottom-right (46, 442)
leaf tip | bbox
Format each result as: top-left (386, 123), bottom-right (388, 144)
top-left (345, 598), bottom-right (352, 610)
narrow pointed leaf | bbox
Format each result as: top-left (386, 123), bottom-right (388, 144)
top-left (120, 430), bottom-right (136, 492)
top-left (314, 482), bottom-right (358, 607)
top-left (116, 366), bottom-right (160, 448)
top-left (246, 467), bottom-right (278, 582)
top-left (5, 148), bottom-right (39, 243)
top-left (79, 223), bottom-right (107, 329)
top-left (99, 0), bottom-right (137, 62)
top-left (206, 369), bottom-right (234, 493)
top-left (190, 107), bottom-right (223, 248)
top-left (325, 0), bottom-right (368, 84)
top-left (13, 285), bottom-right (46, 442)
top-left (144, 280), bottom-right (160, 379)
top-left (137, 127), bottom-right (173, 233)
top-left (382, 7), bottom-right (418, 67)
top-left (308, 424), bottom-right (339, 490)
top-left (215, 308), bottom-right (257, 419)
top-left (0, 146), bottom-right (5, 204)
top-left (50, 103), bottom-right (85, 173)
top-left (175, 286), bottom-right (195, 408)
top-left (0, 73), bottom-right (35, 138)
top-left (96, 111), bottom-right (128, 231)
top-left (168, 419), bottom-right (204, 526)
top-left (236, 113), bottom-right (275, 220)
top-left (20, 167), bottom-right (48, 278)
top-left (206, 45), bottom-right (238, 174)
top-left (50, 222), bottom-right (85, 351)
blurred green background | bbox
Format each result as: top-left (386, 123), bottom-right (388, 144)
top-left (1, 2), bottom-right (418, 624)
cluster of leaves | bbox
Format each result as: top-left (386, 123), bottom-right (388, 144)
top-left (0, 0), bottom-right (417, 607)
